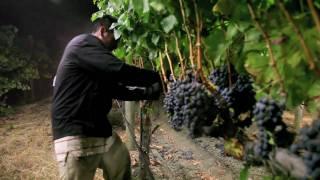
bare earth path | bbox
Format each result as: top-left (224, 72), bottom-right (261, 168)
top-left (0, 100), bottom-right (268, 179)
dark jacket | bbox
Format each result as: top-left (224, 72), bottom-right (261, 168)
top-left (51, 34), bottom-right (161, 140)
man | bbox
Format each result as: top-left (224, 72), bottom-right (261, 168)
top-left (51, 15), bottom-right (161, 180)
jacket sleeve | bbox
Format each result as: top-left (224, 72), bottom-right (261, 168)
top-left (71, 35), bottom-right (161, 87)
top-left (117, 64), bottom-right (161, 87)
top-left (111, 84), bottom-right (160, 101)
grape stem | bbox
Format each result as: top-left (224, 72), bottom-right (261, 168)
top-left (247, 0), bottom-right (286, 96)
top-left (159, 71), bottom-right (167, 94)
top-left (307, 0), bottom-right (320, 34)
top-left (227, 61), bottom-right (233, 88)
top-left (277, 0), bottom-right (320, 76)
top-left (174, 33), bottom-right (186, 78)
top-left (165, 41), bottom-right (176, 81)
top-left (178, 0), bottom-right (195, 69)
top-left (193, 0), bottom-right (217, 93)
top-left (139, 57), bottom-right (144, 68)
top-left (159, 52), bottom-right (169, 83)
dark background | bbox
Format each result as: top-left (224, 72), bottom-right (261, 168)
top-left (0, 0), bottom-right (98, 103)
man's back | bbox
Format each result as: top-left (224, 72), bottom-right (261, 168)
top-left (52, 34), bottom-right (122, 140)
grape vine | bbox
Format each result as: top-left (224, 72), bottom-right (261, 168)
top-left (93, 0), bottom-right (320, 178)
top-left (289, 119), bottom-right (320, 179)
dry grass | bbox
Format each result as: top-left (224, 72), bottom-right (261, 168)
top-left (0, 99), bottom-right (58, 180)
top-left (0, 99), bottom-right (130, 180)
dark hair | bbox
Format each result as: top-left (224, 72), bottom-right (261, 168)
top-left (92, 15), bottom-right (117, 32)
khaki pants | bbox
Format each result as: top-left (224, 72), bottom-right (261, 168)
top-left (56, 133), bottom-right (131, 180)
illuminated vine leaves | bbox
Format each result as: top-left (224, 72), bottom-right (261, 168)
top-left (92, 0), bottom-right (320, 112)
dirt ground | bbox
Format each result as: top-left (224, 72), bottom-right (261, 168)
top-left (1, 99), bottom-right (307, 180)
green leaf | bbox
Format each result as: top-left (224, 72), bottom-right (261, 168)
top-left (288, 53), bottom-right (302, 68)
top-left (143, 0), bottom-right (150, 13)
top-left (148, 50), bottom-right (158, 60)
top-left (240, 166), bottom-right (249, 180)
top-left (160, 15), bottom-right (178, 33)
top-left (213, 0), bottom-right (235, 16)
top-left (109, 0), bottom-right (123, 9)
top-left (308, 80), bottom-right (320, 97)
top-left (245, 52), bottom-right (269, 77)
top-left (114, 47), bottom-right (126, 59)
top-left (315, 1), bottom-right (320, 9)
top-left (307, 100), bottom-right (320, 113)
top-left (263, 176), bottom-right (273, 180)
top-left (150, 1), bottom-right (165, 12)
top-left (151, 34), bottom-right (160, 45)
top-left (203, 29), bottom-right (226, 65)
top-left (131, 0), bottom-right (144, 15)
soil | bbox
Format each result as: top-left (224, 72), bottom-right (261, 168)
top-left (133, 113), bottom-right (268, 180)
top-left (0, 99), bottom-right (270, 180)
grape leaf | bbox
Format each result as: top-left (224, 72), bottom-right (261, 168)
top-left (224, 138), bottom-right (244, 159)
top-left (151, 34), bottom-right (160, 45)
top-left (161, 15), bottom-right (178, 33)
top-left (308, 80), bottom-right (320, 97)
top-left (150, 1), bottom-right (165, 12)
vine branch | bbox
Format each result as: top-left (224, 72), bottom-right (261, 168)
top-left (277, 0), bottom-right (320, 75)
top-left (247, 0), bottom-right (286, 96)
top-left (165, 41), bottom-right (176, 81)
top-left (179, 0), bottom-right (195, 69)
top-left (174, 33), bottom-right (186, 78)
top-left (193, 0), bottom-right (217, 93)
top-left (307, 0), bottom-right (320, 35)
top-left (159, 52), bottom-right (168, 84)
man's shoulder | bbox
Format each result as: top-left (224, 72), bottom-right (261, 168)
top-left (69, 34), bottom-right (95, 45)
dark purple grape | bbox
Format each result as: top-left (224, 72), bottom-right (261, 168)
top-left (289, 119), bottom-right (320, 179)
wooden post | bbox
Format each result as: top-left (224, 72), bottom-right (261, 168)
top-left (125, 101), bottom-right (136, 150)
top-left (139, 102), bottom-right (154, 180)
top-left (294, 104), bottom-right (304, 132)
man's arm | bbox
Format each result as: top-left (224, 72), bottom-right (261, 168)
top-left (112, 83), bottom-right (161, 101)
top-left (74, 41), bottom-right (161, 87)
top-left (117, 64), bottom-right (161, 87)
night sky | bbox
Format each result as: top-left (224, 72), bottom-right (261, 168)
top-left (0, 0), bottom-right (98, 58)
top-left (0, 0), bottom-right (99, 100)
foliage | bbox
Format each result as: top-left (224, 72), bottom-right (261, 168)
top-left (93, 0), bottom-right (320, 178)
top-left (0, 25), bottom-right (51, 116)
top-left (92, 0), bottom-right (320, 113)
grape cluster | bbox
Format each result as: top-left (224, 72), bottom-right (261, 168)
top-left (252, 98), bottom-right (288, 159)
top-left (289, 119), bottom-right (320, 179)
top-left (253, 129), bottom-right (272, 159)
top-left (164, 71), bottom-right (218, 137)
top-left (182, 82), bottom-right (217, 137)
top-left (209, 65), bottom-right (256, 126)
top-left (209, 65), bottom-right (238, 89)
top-left (253, 98), bottom-right (286, 131)
top-left (232, 75), bottom-right (256, 116)
top-left (163, 80), bottom-right (183, 130)
top-left (163, 80), bottom-right (180, 117)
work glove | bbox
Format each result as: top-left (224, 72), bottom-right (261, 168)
top-left (145, 82), bottom-right (162, 100)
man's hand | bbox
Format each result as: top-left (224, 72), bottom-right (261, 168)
top-left (145, 82), bottom-right (162, 100)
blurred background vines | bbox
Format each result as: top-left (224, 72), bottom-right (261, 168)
top-left (93, 0), bottom-right (320, 179)
top-left (0, 0), bottom-right (97, 117)
top-left (0, 25), bottom-right (53, 116)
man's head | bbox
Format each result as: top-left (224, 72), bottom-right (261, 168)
top-left (92, 15), bottom-right (119, 51)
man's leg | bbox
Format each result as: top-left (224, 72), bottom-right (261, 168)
top-left (99, 133), bottom-right (131, 180)
top-left (58, 152), bottom-right (101, 180)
